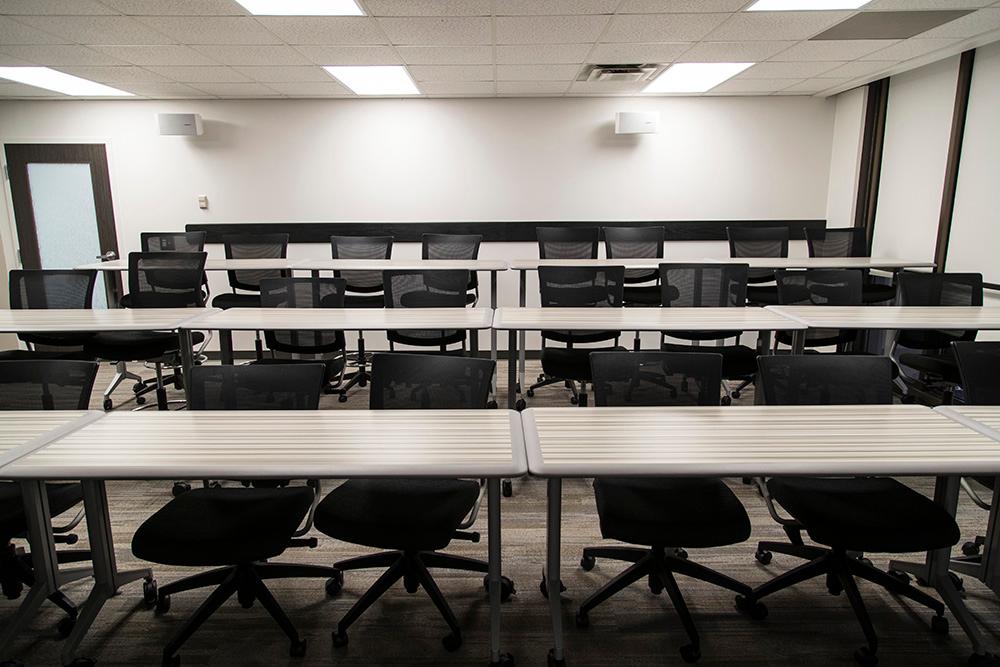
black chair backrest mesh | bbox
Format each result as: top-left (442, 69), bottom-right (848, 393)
top-left (953, 342), bottom-right (1000, 405)
top-left (538, 265), bottom-right (625, 308)
top-left (127, 252), bottom-right (207, 308)
top-left (727, 226), bottom-right (789, 282)
top-left (422, 233), bottom-right (481, 290)
top-left (330, 235), bottom-right (393, 293)
top-left (383, 269), bottom-right (470, 344)
top-left (898, 272), bottom-right (983, 349)
top-left (806, 228), bottom-right (867, 258)
top-left (0, 360), bottom-right (98, 410)
top-left (659, 263), bottom-right (748, 308)
top-left (259, 277), bottom-right (347, 355)
top-left (591, 351), bottom-right (722, 407)
top-left (369, 353), bottom-right (494, 410)
top-left (9, 269), bottom-right (96, 310)
top-left (776, 269), bottom-right (863, 345)
top-left (221, 233), bottom-right (288, 292)
top-left (603, 226), bottom-right (664, 283)
top-left (758, 355), bottom-right (893, 405)
top-left (140, 231), bottom-right (206, 253)
top-left (537, 227), bottom-right (600, 260)
top-left (188, 364), bottom-right (324, 410)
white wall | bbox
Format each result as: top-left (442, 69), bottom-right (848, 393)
top-left (824, 87), bottom-right (865, 229)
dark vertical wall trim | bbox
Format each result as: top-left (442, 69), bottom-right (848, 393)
top-left (854, 78), bottom-right (890, 253)
top-left (934, 49), bottom-right (976, 272)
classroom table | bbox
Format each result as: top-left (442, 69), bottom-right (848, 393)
top-left (702, 257), bottom-right (936, 271)
top-left (521, 404), bottom-right (1000, 665)
top-left (2, 409), bottom-right (527, 666)
top-left (492, 307), bottom-right (805, 409)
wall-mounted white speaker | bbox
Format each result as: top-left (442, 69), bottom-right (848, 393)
top-left (157, 113), bottom-right (203, 136)
top-left (614, 111), bottom-right (659, 135)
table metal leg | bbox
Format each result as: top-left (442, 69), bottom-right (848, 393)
top-left (219, 329), bottom-right (234, 365)
top-left (487, 478), bottom-right (508, 665)
top-left (507, 330), bottom-right (518, 410)
top-left (981, 475), bottom-right (1000, 595)
top-left (790, 330), bottom-right (805, 355)
top-left (490, 271), bottom-right (499, 402)
top-left (178, 329), bottom-right (194, 405)
top-left (546, 477), bottom-right (565, 665)
top-left (518, 270), bottom-right (526, 401)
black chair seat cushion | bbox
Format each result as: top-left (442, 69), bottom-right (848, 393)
top-left (542, 330), bottom-right (621, 345)
top-left (18, 332), bottom-right (95, 348)
top-left (623, 285), bottom-right (662, 306)
top-left (746, 285), bottom-right (780, 305)
top-left (84, 331), bottom-right (205, 362)
top-left (131, 487), bottom-right (313, 567)
top-left (0, 482), bottom-right (82, 541)
top-left (314, 479), bottom-right (479, 552)
top-left (211, 293), bottom-right (260, 310)
top-left (862, 282), bottom-right (897, 304)
top-left (659, 341), bottom-right (757, 379)
top-left (387, 329), bottom-right (467, 348)
top-left (0, 349), bottom-right (95, 361)
top-left (767, 476), bottom-right (960, 553)
top-left (594, 477), bottom-right (751, 548)
top-left (541, 346), bottom-right (625, 383)
top-left (344, 294), bottom-right (386, 308)
top-left (251, 356), bottom-right (346, 385)
top-left (899, 351), bottom-right (961, 383)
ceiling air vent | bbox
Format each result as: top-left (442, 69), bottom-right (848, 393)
top-left (577, 64), bottom-right (662, 83)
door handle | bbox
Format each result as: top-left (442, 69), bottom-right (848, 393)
top-left (96, 250), bottom-right (117, 261)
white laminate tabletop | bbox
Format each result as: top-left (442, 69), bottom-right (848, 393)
top-left (0, 308), bottom-right (214, 332)
top-left (703, 257), bottom-right (936, 270)
top-left (0, 411), bottom-right (104, 471)
top-left (296, 259), bottom-right (508, 271)
top-left (509, 259), bottom-right (680, 270)
top-left (182, 307), bottom-right (493, 331)
top-left (75, 258), bottom-right (301, 272)
top-left (936, 406), bottom-right (1000, 442)
top-left (492, 307), bottom-right (804, 332)
top-left (3, 410), bottom-right (527, 480)
top-left (767, 306), bottom-right (1000, 330)
top-left (522, 405), bottom-right (1000, 477)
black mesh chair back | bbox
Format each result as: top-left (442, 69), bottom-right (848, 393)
top-left (537, 227), bottom-right (600, 260)
top-left (259, 277), bottom-right (347, 355)
top-left (383, 269), bottom-right (470, 348)
top-left (140, 232), bottom-right (206, 253)
top-left (330, 235), bottom-right (393, 294)
top-left (591, 351), bottom-right (722, 407)
top-left (953, 342), bottom-right (1000, 405)
top-left (0, 359), bottom-right (98, 410)
top-left (776, 269), bottom-right (863, 347)
top-left (659, 263), bottom-right (748, 341)
top-left (758, 355), bottom-right (893, 406)
top-left (369, 353), bottom-right (494, 410)
top-left (221, 233), bottom-right (288, 293)
top-left (806, 228), bottom-right (867, 258)
top-left (898, 272), bottom-right (982, 350)
top-left (127, 252), bottom-right (207, 308)
top-left (422, 233), bottom-right (481, 293)
top-left (9, 269), bottom-right (98, 348)
top-left (188, 363), bottom-right (324, 410)
top-left (603, 226), bottom-right (664, 283)
top-left (727, 226), bottom-right (789, 283)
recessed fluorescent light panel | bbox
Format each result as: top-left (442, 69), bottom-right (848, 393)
top-left (234, 0), bottom-right (364, 15)
top-left (323, 66), bottom-right (420, 96)
top-left (746, 0), bottom-right (871, 10)
top-left (643, 62), bottom-right (754, 94)
top-left (0, 67), bottom-right (133, 96)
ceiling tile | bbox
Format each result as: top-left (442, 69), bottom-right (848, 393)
top-left (91, 45), bottom-right (220, 66)
top-left (0, 17), bottom-right (69, 44)
top-left (773, 39), bottom-right (898, 60)
top-left (812, 10), bottom-right (974, 40)
top-left (407, 64), bottom-right (493, 81)
top-left (264, 81), bottom-right (353, 96)
top-left (56, 65), bottom-right (172, 83)
top-left (496, 43), bottom-right (591, 64)
top-left (255, 16), bottom-right (387, 44)
top-left (602, 13), bottom-right (729, 43)
top-left (706, 11), bottom-right (853, 41)
top-left (377, 17), bottom-right (491, 45)
top-left (496, 15), bottom-right (611, 44)
top-left (396, 45), bottom-right (493, 64)
top-left (618, 0), bottom-right (748, 11)
top-left (138, 16), bottom-right (280, 45)
top-left (0, 0), bottom-right (114, 14)
top-left (232, 65), bottom-right (331, 82)
top-left (588, 42), bottom-right (690, 62)
top-left (711, 77), bottom-right (804, 93)
top-left (677, 40), bottom-right (796, 62)
top-left (859, 37), bottom-right (958, 60)
top-left (817, 60), bottom-right (894, 78)
top-left (420, 81), bottom-right (495, 95)
top-left (910, 7), bottom-right (1000, 38)
top-left (741, 60), bottom-right (845, 77)
top-left (0, 81), bottom-right (65, 96)
top-left (494, 0), bottom-right (618, 14)
top-left (147, 65), bottom-right (253, 82)
top-left (100, 0), bottom-right (251, 13)
top-left (781, 77), bottom-right (850, 93)
top-left (569, 79), bottom-right (643, 94)
top-left (498, 80), bottom-right (570, 94)
top-left (191, 44), bottom-right (312, 65)
top-left (115, 82), bottom-right (213, 97)
top-left (15, 15), bottom-right (176, 44)
top-left (497, 63), bottom-right (581, 80)
top-left (294, 45), bottom-right (402, 65)
top-left (863, 0), bottom-right (991, 9)
top-left (0, 53), bottom-right (33, 65)
top-left (0, 44), bottom-right (129, 65)
top-left (188, 82), bottom-right (280, 96)
top-left (364, 0), bottom-right (491, 16)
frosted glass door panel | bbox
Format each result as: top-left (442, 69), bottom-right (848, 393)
top-left (26, 162), bottom-right (106, 307)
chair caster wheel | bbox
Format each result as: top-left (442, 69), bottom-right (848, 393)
top-left (442, 632), bottom-right (462, 652)
top-left (854, 646), bottom-right (878, 666)
top-left (56, 615), bottom-right (76, 638)
top-left (332, 630), bottom-right (349, 648)
top-left (515, 399), bottom-right (526, 411)
top-left (931, 614), bottom-right (949, 634)
top-left (289, 638), bottom-right (306, 658)
top-left (102, 398), bottom-right (113, 411)
top-left (404, 573), bottom-right (419, 594)
top-left (857, 557), bottom-right (873, 568)
top-left (916, 577), bottom-right (929, 587)
top-left (887, 569), bottom-right (911, 585)
top-left (547, 648), bottom-right (566, 667)
top-left (963, 541), bottom-right (982, 557)
top-left (502, 479), bottom-right (513, 497)
top-left (337, 394), bottom-right (348, 403)
top-left (949, 571), bottom-right (965, 592)
top-left (575, 611), bottom-right (589, 628)
top-left (489, 652), bottom-right (515, 667)
top-left (68, 659), bottom-right (96, 667)
top-left (569, 396), bottom-right (578, 405)
top-left (526, 389), bottom-right (535, 398)
top-left (171, 482), bottom-right (190, 497)
top-left (482, 575), bottom-right (516, 602)
top-left (735, 595), bottom-right (768, 620)
top-left (754, 549), bottom-right (772, 565)
top-left (720, 396), bottom-right (732, 406)
top-left (325, 572), bottom-right (344, 597)
top-left (135, 395), bottom-right (146, 406)
top-left (487, 400), bottom-right (498, 409)
top-left (539, 576), bottom-right (565, 599)
top-left (674, 548), bottom-right (688, 560)
top-left (826, 572), bottom-right (843, 596)
top-left (155, 594), bottom-right (171, 614)
top-left (968, 652), bottom-right (1000, 666)
top-left (358, 377), bottom-right (367, 388)
top-left (680, 644), bottom-right (701, 663)
top-left (580, 555), bottom-right (595, 571)
top-left (731, 390), bottom-right (741, 399)
top-left (143, 578), bottom-right (158, 607)
top-left (161, 655), bottom-right (180, 667)
top-left (648, 573), bottom-right (663, 595)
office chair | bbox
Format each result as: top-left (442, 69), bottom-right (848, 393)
top-left (805, 228), bottom-right (896, 304)
top-left (383, 269), bottom-right (471, 352)
top-left (314, 353), bottom-right (514, 653)
top-left (775, 269), bottom-right (864, 351)
top-left (0, 359), bottom-right (99, 638)
top-left (256, 277), bottom-right (348, 395)
top-left (577, 351), bottom-right (762, 662)
top-left (422, 233), bottom-right (482, 305)
top-left (133, 363), bottom-right (339, 667)
top-left (527, 265), bottom-right (625, 407)
top-left (211, 233), bottom-right (289, 310)
top-left (749, 355), bottom-right (959, 667)
top-left (84, 252), bottom-right (207, 411)
top-left (536, 226), bottom-right (600, 260)
top-left (603, 226), bottom-right (664, 308)
top-left (4, 269), bottom-right (98, 362)
top-left (726, 226), bottom-right (789, 306)
top-left (330, 235), bottom-right (394, 398)
top-left (895, 272), bottom-right (982, 404)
